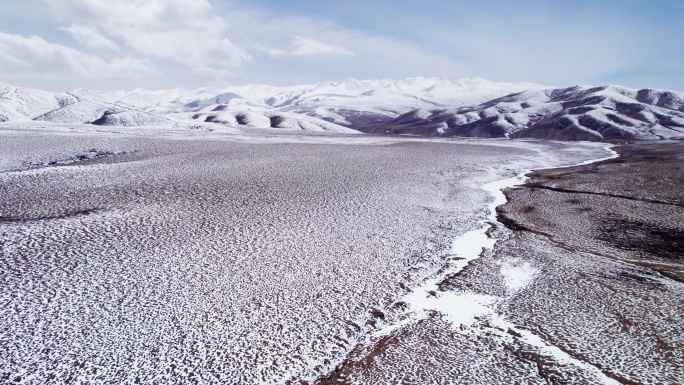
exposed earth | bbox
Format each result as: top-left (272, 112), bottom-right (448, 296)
top-left (321, 142), bottom-right (684, 384)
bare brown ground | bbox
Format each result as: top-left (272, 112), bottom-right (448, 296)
top-left (315, 142), bottom-right (684, 385)
top-left (499, 142), bottom-right (684, 281)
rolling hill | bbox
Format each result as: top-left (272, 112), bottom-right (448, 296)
top-left (2, 78), bottom-right (683, 140)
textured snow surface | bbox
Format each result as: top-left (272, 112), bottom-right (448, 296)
top-left (0, 125), bottom-right (613, 384)
top-left (315, 144), bottom-right (679, 385)
top-left (396, 151), bottom-right (621, 385)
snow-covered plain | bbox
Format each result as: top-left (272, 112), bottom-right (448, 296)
top-left (0, 122), bottom-right (622, 384)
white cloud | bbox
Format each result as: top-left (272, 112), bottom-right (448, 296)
top-left (45, 0), bottom-right (251, 73)
top-left (0, 32), bottom-right (151, 78)
top-left (238, 10), bottom-right (462, 81)
top-left (291, 36), bottom-right (353, 57)
top-left (0, 0), bottom-right (680, 91)
top-left (61, 24), bottom-right (120, 51)
top-left (256, 36), bottom-right (354, 58)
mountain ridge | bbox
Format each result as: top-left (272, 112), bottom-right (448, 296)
top-left (1, 78), bottom-right (683, 140)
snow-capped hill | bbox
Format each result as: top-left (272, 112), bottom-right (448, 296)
top-left (71, 88), bottom-right (128, 104)
top-left (89, 109), bottom-right (174, 127)
top-left (279, 77), bottom-right (544, 108)
top-left (328, 78), bottom-right (368, 92)
top-left (2, 78), bottom-right (683, 140)
top-left (511, 85), bottom-right (684, 140)
top-left (71, 86), bottom-right (228, 113)
top-left (33, 99), bottom-right (116, 124)
top-left (56, 78), bottom-right (547, 135)
top-left (185, 92), bottom-right (242, 110)
top-left (73, 77), bottom-right (541, 115)
top-left (0, 82), bottom-right (77, 122)
top-left (227, 77), bottom-right (548, 130)
top-left (190, 101), bottom-right (357, 133)
top-left (353, 84), bottom-right (684, 140)
top-left (634, 88), bottom-right (684, 111)
top-left (32, 98), bottom-right (172, 127)
top-left (391, 77), bottom-right (537, 97)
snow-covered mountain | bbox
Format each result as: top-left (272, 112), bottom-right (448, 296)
top-left (31, 97), bottom-right (174, 127)
top-left (74, 77), bottom-right (546, 120)
top-left (1, 82), bottom-right (172, 127)
top-left (356, 85), bottom-right (684, 140)
top-left (2, 78), bottom-right (684, 140)
top-left (189, 99), bottom-right (357, 133)
top-left (0, 81), bottom-right (77, 122)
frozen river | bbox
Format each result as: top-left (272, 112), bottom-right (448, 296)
top-left (0, 125), bottom-right (611, 384)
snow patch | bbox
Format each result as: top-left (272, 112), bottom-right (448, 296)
top-left (499, 259), bottom-right (538, 291)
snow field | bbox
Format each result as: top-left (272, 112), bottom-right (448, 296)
top-left (1, 128), bottom-right (609, 383)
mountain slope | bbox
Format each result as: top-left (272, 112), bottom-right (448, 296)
top-left (32, 97), bottom-right (173, 127)
top-left (1, 83), bottom-right (174, 127)
top-left (0, 82), bottom-right (77, 122)
top-left (189, 99), bottom-right (358, 133)
top-left (351, 85), bottom-right (684, 141)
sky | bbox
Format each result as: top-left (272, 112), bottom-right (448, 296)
top-left (0, 0), bottom-right (682, 91)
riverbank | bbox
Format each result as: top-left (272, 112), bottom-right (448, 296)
top-left (318, 142), bottom-right (683, 384)
top-left (494, 142), bottom-right (684, 384)
top-left (499, 142), bottom-right (684, 281)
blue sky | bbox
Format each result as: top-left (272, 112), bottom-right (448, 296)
top-left (0, 0), bottom-right (682, 91)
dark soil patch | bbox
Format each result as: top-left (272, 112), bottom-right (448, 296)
top-left (597, 216), bottom-right (684, 260)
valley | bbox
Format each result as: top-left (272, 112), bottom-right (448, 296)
top-left (1, 78), bottom-right (682, 384)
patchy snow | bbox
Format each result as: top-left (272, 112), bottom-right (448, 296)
top-left (0, 124), bottom-right (620, 383)
top-left (401, 159), bottom-right (557, 324)
top-left (395, 142), bottom-right (621, 384)
top-left (499, 259), bottom-right (538, 291)
top-left (488, 311), bottom-right (621, 385)
top-left (413, 109), bottom-right (433, 119)
top-left (406, 290), bottom-right (496, 328)
top-left (564, 115), bottom-right (605, 138)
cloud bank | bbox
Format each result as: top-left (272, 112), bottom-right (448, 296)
top-left (0, 0), bottom-right (681, 91)
top-left (0, 32), bottom-right (150, 79)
